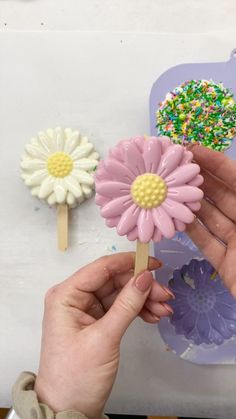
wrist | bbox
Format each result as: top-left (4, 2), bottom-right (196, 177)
top-left (35, 375), bottom-right (104, 419)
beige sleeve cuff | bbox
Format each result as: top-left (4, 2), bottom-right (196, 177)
top-left (12, 372), bottom-right (108, 419)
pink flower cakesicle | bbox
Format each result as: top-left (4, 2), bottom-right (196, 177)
top-left (95, 136), bottom-right (204, 245)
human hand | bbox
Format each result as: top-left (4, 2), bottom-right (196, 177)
top-left (187, 145), bottom-right (236, 296)
top-left (34, 252), bottom-right (173, 419)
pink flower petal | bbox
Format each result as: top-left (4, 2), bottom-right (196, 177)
top-left (123, 141), bottom-right (145, 176)
top-left (117, 204), bottom-right (140, 236)
top-left (137, 209), bottom-right (155, 243)
top-left (174, 219), bottom-right (186, 232)
top-left (153, 227), bottom-right (162, 242)
top-left (152, 207), bottom-right (175, 239)
top-left (109, 144), bottom-right (123, 162)
top-left (188, 174), bottom-right (204, 187)
top-left (95, 194), bottom-right (109, 206)
top-left (187, 201), bottom-right (201, 211)
top-left (133, 136), bottom-right (145, 152)
top-left (165, 163), bottom-right (200, 187)
top-left (167, 185), bottom-right (204, 202)
top-left (159, 136), bottom-right (171, 153)
top-left (157, 144), bottom-right (184, 178)
top-left (127, 227), bottom-right (138, 241)
top-left (162, 198), bottom-right (194, 223)
top-left (143, 138), bottom-right (162, 173)
top-left (96, 181), bottom-right (130, 197)
top-left (104, 159), bottom-right (135, 183)
top-left (101, 195), bottom-right (132, 217)
top-left (180, 150), bottom-right (193, 165)
top-left (95, 162), bottom-right (110, 181)
top-left (106, 216), bottom-right (121, 227)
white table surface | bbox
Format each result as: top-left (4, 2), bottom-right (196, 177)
top-left (1, 1), bottom-right (236, 417)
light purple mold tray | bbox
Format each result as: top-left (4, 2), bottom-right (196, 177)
top-left (150, 50), bottom-right (236, 364)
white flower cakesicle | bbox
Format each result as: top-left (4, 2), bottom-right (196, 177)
top-left (21, 127), bottom-right (99, 250)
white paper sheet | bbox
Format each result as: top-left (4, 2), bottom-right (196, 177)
top-left (1, 3), bottom-right (236, 417)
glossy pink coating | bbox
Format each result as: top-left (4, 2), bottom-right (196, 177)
top-left (95, 136), bottom-right (204, 243)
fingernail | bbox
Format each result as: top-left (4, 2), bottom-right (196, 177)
top-left (160, 284), bottom-right (175, 299)
top-left (135, 271), bottom-right (152, 292)
top-left (149, 258), bottom-right (162, 269)
top-left (154, 315), bottom-right (160, 322)
top-left (153, 259), bottom-right (162, 268)
top-left (161, 302), bottom-right (174, 315)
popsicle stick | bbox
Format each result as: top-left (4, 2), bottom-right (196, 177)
top-left (134, 240), bottom-right (149, 276)
top-left (57, 204), bottom-right (68, 251)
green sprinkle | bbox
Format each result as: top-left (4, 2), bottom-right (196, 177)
top-left (156, 79), bottom-right (236, 151)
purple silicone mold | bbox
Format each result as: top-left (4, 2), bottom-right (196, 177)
top-left (150, 50), bottom-right (236, 363)
top-left (169, 259), bottom-right (236, 346)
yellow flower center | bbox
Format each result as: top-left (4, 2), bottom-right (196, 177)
top-left (131, 173), bottom-right (167, 209)
top-left (47, 152), bottom-right (73, 178)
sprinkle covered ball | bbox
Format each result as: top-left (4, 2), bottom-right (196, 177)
top-left (156, 79), bottom-right (236, 151)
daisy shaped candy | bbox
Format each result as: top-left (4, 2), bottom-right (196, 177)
top-left (21, 127), bottom-right (99, 251)
top-left (95, 136), bottom-right (203, 243)
top-left (169, 259), bottom-right (236, 346)
top-left (21, 127), bottom-right (99, 208)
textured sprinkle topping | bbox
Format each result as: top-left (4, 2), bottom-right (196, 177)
top-left (156, 79), bottom-right (236, 151)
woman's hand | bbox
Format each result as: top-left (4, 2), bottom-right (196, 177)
top-left (187, 145), bottom-right (236, 296)
top-left (34, 252), bottom-right (173, 419)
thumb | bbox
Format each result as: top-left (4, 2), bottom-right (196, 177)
top-left (101, 271), bottom-right (153, 341)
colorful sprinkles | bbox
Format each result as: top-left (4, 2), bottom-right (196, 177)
top-left (156, 79), bottom-right (236, 151)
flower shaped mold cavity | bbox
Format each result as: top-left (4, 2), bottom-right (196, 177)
top-left (169, 259), bottom-right (236, 345)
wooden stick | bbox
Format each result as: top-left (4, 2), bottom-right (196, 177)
top-left (134, 240), bottom-right (149, 276)
top-left (57, 204), bottom-right (68, 251)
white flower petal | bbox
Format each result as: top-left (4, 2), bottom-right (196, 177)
top-left (71, 143), bottom-right (94, 160)
top-left (21, 159), bottom-right (46, 171)
top-left (38, 131), bottom-right (55, 153)
top-left (54, 127), bottom-right (65, 151)
top-left (88, 151), bottom-right (99, 160)
top-left (25, 169), bottom-right (48, 186)
top-left (81, 184), bottom-right (93, 198)
top-left (74, 158), bottom-right (98, 171)
top-left (25, 144), bottom-right (48, 160)
top-left (46, 128), bottom-right (54, 139)
top-left (65, 176), bottom-right (83, 198)
top-left (21, 153), bottom-right (31, 161)
top-left (64, 128), bottom-right (73, 139)
top-left (64, 130), bottom-right (80, 154)
top-left (31, 186), bottom-right (40, 197)
top-left (21, 173), bottom-right (29, 181)
top-left (54, 179), bottom-right (67, 203)
top-left (30, 137), bottom-right (40, 147)
top-left (67, 192), bottom-right (76, 206)
top-left (72, 169), bottom-right (94, 186)
top-left (47, 192), bottom-right (57, 206)
top-left (38, 176), bottom-right (55, 199)
top-left (80, 136), bottom-right (88, 145)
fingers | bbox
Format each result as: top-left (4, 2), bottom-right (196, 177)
top-left (148, 280), bottom-right (175, 301)
top-left (221, 236), bottom-right (236, 296)
top-left (144, 299), bottom-right (173, 318)
top-left (196, 199), bottom-right (236, 244)
top-left (139, 308), bottom-right (160, 323)
top-left (186, 218), bottom-right (225, 271)
top-left (99, 271), bottom-right (153, 341)
top-left (66, 253), bottom-right (161, 293)
top-left (97, 274), bottom-right (174, 312)
top-left (114, 271), bottom-right (173, 301)
top-left (200, 169), bottom-right (236, 222)
top-left (191, 145), bottom-right (236, 192)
